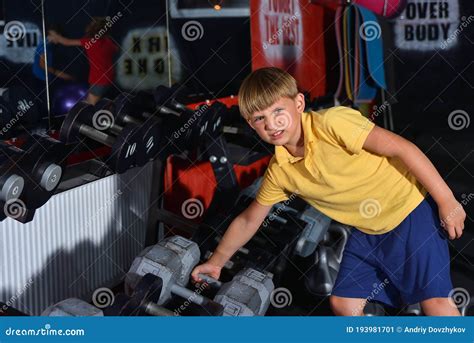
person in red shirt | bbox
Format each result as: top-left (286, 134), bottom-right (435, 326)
top-left (48, 17), bottom-right (119, 105)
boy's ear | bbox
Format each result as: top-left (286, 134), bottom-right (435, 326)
top-left (295, 93), bottom-right (305, 113)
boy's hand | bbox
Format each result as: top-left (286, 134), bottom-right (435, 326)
top-left (56, 71), bottom-right (74, 81)
top-left (191, 262), bottom-right (222, 283)
top-left (47, 30), bottom-right (60, 43)
top-left (438, 196), bottom-right (466, 239)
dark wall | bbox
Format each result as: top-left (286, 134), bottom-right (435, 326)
top-left (384, 0), bottom-right (474, 136)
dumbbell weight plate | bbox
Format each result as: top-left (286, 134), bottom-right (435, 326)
top-left (206, 102), bottom-right (226, 136)
top-left (113, 95), bottom-right (163, 165)
top-left (98, 97), bottom-right (161, 166)
top-left (135, 118), bottom-right (162, 166)
top-left (42, 298), bottom-right (104, 316)
top-left (59, 101), bottom-right (91, 144)
top-left (214, 268), bottom-right (274, 316)
top-left (103, 293), bottom-right (131, 316)
top-left (0, 137), bottom-right (65, 211)
top-left (0, 174), bottom-right (24, 203)
top-left (26, 136), bottom-right (65, 198)
top-left (108, 124), bottom-right (140, 173)
top-left (61, 102), bottom-right (139, 173)
top-left (40, 164), bottom-right (62, 192)
top-left (363, 302), bottom-right (386, 316)
top-left (129, 273), bottom-right (174, 316)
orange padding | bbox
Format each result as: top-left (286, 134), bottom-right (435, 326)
top-left (163, 154), bottom-right (271, 221)
top-left (186, 96), bottom-right (239, 111)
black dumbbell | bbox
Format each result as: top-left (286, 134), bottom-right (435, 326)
top-left (364, 302), bottom-right (386, 316)
top-left (42, 276), bottom-right (175, 317)
top-left (130, 89), bottom-right (213, 152)
top-left (134, 89), bottom-right (182, 118)
top-left (0, 86), bottom-right (41, 139)
top-left (18, 134), bottom-right (65, 201)
top-left (207, 101), bottom-right (226, 137)
top-left (60, 101), bottom-right (140, 173)
top-left (0, 136), bottom-right (64, 222)
top-left (105, 274), bottom-right (176, 316)
top-left (153, 85), bottom-right (194, 117)
top-left (0, 147), bottom-right (26, 221)
top-left (304, 245), bottom-right (340, 296)
top-left (95, 96), bottom-right (162, 165)
top-left (0, 302), bottom-right (29, 316)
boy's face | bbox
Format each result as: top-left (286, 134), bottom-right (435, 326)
top-left (247, 93), bottom-right (305, 146)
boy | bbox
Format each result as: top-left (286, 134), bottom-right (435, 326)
top-left (48, 17), bottom-right (118, 105)
top-left (191, 67), bottom-right (465, 316)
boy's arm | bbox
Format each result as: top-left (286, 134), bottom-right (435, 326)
top-left (48, 30), bottom-right (81, 46)
top-left (363, 125), bottom-right (466, 239)
top-left (39, 54), bottom-right (74, 80)
top-left (207, 199), bottom-right (273, 268)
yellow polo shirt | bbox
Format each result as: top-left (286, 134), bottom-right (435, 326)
top-left (255, 106), bottom-right (427, 234)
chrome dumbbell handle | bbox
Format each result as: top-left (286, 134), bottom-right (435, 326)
top-left (198, 273), bottom-right (223, 288)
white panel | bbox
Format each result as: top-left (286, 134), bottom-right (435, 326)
top-left (0, 164), bottom-right (153, 315)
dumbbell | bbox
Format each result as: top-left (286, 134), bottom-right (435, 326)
top-left (204, 268), bottom-right (274, 316)
top-left (271, 202), bottom-right (335, 258)
top-left (0, 302), bottom-right (29, 316)
top-left (238, 179), bottom-right (332, 258)
top-left (105, 274), bottom-right (177, 316)
top-left (152, 85), bottom-right (194, 117)
top-left (324, 223), bottom-right (351, 264)
top-left (15, 134), bottom-right (64, 204)
top-left (126, 235), bottom-right (274, 316)
top-left (304, 222), bottom-right (351, 296)
top-left (42, 298), bottom-right (104, 316)
top-left (133, 89), bottom-right (182, 118)
top-left (125, 235), bottom-right (223, 315)
top-left (0, 136), bottom-right (64, 222)
top-left (363, 302), bottom-right (386, 316)
top-left (304, 245), bottom-right (340, 296)
top-left (60, 101), bottom-right (141, 173)
top-left (402, 302), bottom-right (423, 316)
top-left (42, 284), bottom-right (174, 317)
top-left (206, 101), bottom-right (225, 137)
top-left (130, 87), bottom-right (197, 125)
top-left (146, 86), bottom-right (216, 147)
top-left (95, 96), bottom-right (162, 166)
top-left (293, 206), bottom-right (332, 258)
top-left (0, 146), bottom-right (25, 204)
top-left (0, 86), bottom-right (41, 139)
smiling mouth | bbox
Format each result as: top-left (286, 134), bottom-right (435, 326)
top-left (269, 130), bottom-right (284, 139)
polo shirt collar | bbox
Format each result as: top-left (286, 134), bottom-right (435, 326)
top-left (274, 111), bottom-right (315, 166)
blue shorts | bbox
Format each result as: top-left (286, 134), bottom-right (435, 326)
top-left (332, 195), bottom-right (454, 308)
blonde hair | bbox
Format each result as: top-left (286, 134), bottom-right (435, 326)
top-left (238, 67), bottom-right (298, 119)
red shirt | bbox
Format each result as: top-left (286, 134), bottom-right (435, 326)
top-left (80, 37), bottom-right (118, 86)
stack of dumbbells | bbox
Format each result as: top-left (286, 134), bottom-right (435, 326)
top-left (41, 236), bottom-right (275, 317)
top-left (0, 134), bottom-right (66, 223)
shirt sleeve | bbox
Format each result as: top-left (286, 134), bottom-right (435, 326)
top-left (255, 164), bottom-right (289, 206)
top-left (323, 106), bottom-right (375, 154)
top-left (79, 38), bottom-right (88, 47)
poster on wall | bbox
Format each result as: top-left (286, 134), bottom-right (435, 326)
top-left (0, 21), bottom-right (41, 64)
top-left (116, 26), bottom-right (182, 91)
top-left (393, 0), bottom-right (462, 51)
top-left (251, 0), bottom-right (327, 98)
